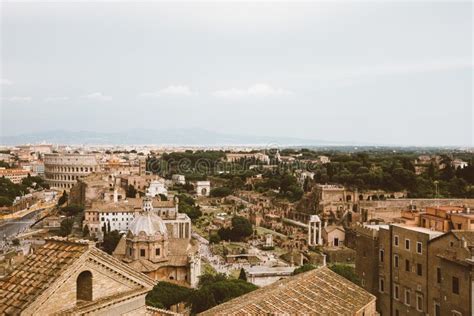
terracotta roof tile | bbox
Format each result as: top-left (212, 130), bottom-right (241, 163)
top-left (0, 238), bottom-right (89, 315)
top-left (199, 267), bottom-right (375, 316)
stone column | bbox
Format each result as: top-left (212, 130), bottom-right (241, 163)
top-left (313, 222), bottom-right (317, 245)
top-left (317, 221), bottom-right (322, 245)
top-left (308, 222), bottom-right (312, 246)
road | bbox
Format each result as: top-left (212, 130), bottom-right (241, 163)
top-left (0, 209), bottom-right (42, 242)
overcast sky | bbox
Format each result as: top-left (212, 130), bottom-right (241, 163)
top-left (1, 1), bottom-right (472, 146)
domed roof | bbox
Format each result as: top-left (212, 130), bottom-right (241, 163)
top-left (128, 212), bottom-right (168, 237)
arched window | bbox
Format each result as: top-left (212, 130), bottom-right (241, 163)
top-left (76, 271), bottom-right (93, 301)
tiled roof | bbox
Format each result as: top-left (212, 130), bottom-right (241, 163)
top-left (199, 266), bottom-right (375, 316)
top-left (0, 238), bottom-right (90, 315)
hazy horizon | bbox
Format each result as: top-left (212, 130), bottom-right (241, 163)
top-left (1, 1), bottom-right (473, 146)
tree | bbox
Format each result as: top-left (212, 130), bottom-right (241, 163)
top-left (59, 218), bottom-right (74, 237)
top-left (218, 216), bottom-right (253, 242)
top-left (230, 216), bottom-right (253, 240)
top-left (178, 194), bottom-right (202, 222)
top-left (82, 225), bottom-right (90, 237)
top-left (210, 187), bottom-right (233, 198)
top-left (146, 282), bottom-right (194, 309)
top-left (238, 268), bottom-right (247, 281)
top-left (102, 230), bottom-right (122, 254)
top-left (57, 190), bottom-right (68, 206)
top-left (293, 264), bottom-right (316, 275)
top-left (189, 287), bottom-right (216, 314)
top-left (329, 264), bottom-right (361, 286)
top-left (209, 233), bottom-right (221, 244)
top-left (0, 196), bottom-right (13, 207)
top-left (60, 204), bottom-right (84, 216)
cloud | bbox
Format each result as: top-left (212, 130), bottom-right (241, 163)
top-left (139, 85), bottom-right (195, 98)
top-left (44, 96), bottom-right (70, 102)
top-left (1, 78), bottom-right (13, 86)
top-left (2, 96), bottom-right (32, 102)
top-left (212, 83), bottom-right (292, 98)
top-left (83, 92), bottom-right (112, 101)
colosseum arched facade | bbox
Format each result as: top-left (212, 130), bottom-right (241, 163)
top-left (44, 153), bottom-right (99, 189)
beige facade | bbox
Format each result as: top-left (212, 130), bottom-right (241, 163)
top-left (0, 238), bottom-right (156, 315)
top-left (44, 153), bottom-right (99, 190)
top-left (113, 198), bottom-right (200, 287)
top-left (355, 223), bottom-right (474, 316)
top-left (0, 168), bottom-right (29, 184)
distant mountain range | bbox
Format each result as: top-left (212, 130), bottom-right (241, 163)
top-left (0, 128), bottom-right (350, 146)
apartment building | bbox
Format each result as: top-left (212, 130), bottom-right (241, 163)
top-left (356, 223), bottom-right (474, 316)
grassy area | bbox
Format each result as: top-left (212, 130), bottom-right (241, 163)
top-left (228, 268), bottom-right (240, 279)
top-left (202, 262), bottom-right (217, 276)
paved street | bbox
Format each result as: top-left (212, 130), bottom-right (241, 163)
top-left (0, 209), bottom-right (41, 245)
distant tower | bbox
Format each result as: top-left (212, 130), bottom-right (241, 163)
top-left (275, 150), bottom-right (281, 163)
top-left (143, 197), bottom-right (153, 212)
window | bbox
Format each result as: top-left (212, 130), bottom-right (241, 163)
top-left (394, 284), bottom-right (399, 300)
top-left (417, 263), bottom-right (422, 276)
top-left (416, 242), bottom-right (422, 254)
top-left (77, 271), bottom-right (93, 301)
top-left (405, 239), bottom-right (411, 250)
top-left (379, 278), bottom-right (384, 293)
top-left (394, 255), bottom-right (399, 268)
top-left (405, 259), bottom-right (410, 272)
top-left (155, 248), bottom-right (160, 256)
top-left (379, 249), bottom-right (384, 263)
top-left (395, 309), bottom-right (399, 316)
top-left (394, 235), bottom-right (399, 246)
top-left (140, 249), bottom-right (146, 257)
top-left (437, 267), bottom-right (441, 283)
top-left (416, 294), bottom-right (423, 312)
top-left (434, 303), bottom-right (441, 316)
top-left (404, 289), bottom-right (411, 306)
top-left (452, 276), bottom-right (459, 294)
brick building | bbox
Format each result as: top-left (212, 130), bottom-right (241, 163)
top-left (355, 223), bottom-right (474, 316)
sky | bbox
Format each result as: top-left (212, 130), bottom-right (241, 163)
top-left (1, 1), bottom-right (473, 146)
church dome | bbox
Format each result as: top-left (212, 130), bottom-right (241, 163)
top-left (128, 212), bottom-right (168, 237)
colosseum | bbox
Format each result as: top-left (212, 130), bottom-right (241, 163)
top-left (44, 153), bottom-right (99, 189)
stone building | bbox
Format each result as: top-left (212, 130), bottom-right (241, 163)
top-left (195, 181), bottom-right (210, 197)
top-left (102, 157), bottom-right (142, 176)
top-left (171, 174), bottom-right (185, 185)
top-left (146, 178), bottom-right (168, 198)
top-left (199, 266), bottom-right (376, 315)
top-left (120, 174), bottom-right (156, 191)
top-left (44, 153), bottom-right (99, 190)
top-left (113, 197), bottom-right (200, 287)
top-left (322, 225), bottom-right (345, 247)
top-left (0, 237), bottom-right (156, 315)
top-left (428, 230), bottom-right (474, 316)
top-left (420, 206), bottom-right (474, 231)
top-left (225, 152), bottom-right (270, 164)
top-left (69, 173), bottom-right (125, 207)
top-left (355, 223), bottom-right (474, 316)
top-left (83, 197), bottom-right (187, 239)
top-left (355, 223), bottom-right (388, 309)
top-left (0, 168), bottom-right (29, 184)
